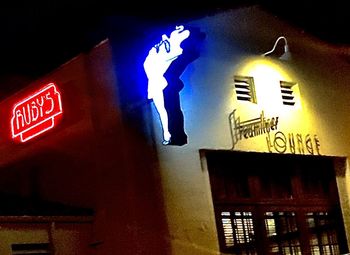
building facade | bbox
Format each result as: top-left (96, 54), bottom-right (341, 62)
top-left (0, 5), bottom-right (349, 255)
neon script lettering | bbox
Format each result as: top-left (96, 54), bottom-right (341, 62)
top-left (11, 83), bottom-right (63, 142)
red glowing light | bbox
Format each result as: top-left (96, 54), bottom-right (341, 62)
top-left (11, 83), bottom-right (63, 142)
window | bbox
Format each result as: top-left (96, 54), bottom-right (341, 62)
top-left (264, 211), bottom-right (301, 255)
top-left (280, 81), bottom-right (298, 106)
top-left (219, 210), bottom-right (256, 254)
top-left (206, 151), bottom-right (348, 255)
top-left (234, 77), bottom-right (301, 108)
top-left (234, 76), bottom-right (257, 103)
top-left (11, 243), bottom-right (51, 255)
top-left (307, 212), bottom-right (340, 255)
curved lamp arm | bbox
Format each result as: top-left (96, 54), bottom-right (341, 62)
top-left (262, 36), bottom-right (289, 56)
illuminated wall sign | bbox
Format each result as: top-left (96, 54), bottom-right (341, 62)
top-left (229, 109), bottom-right (321, 155)
top-left (229, 109), bottom-right (279, 148)
top-left (144, 25), bottom-right (190, 145)
top-left (11, 83), bottom-right (63, 142)
top-left (143, 25), bottom-right (205, 146)
top-left (266, 131), bottom-right (321, 155)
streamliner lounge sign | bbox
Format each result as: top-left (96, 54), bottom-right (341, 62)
top-left (229, 109), bottom-right (321, 155)
top-left (229, 109), bottom-right (279, 147)
top-left (11, 83), bottom-right (63, 142)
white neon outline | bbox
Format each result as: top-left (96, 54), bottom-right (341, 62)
top-left (11, 83), bottom-right (63, 142)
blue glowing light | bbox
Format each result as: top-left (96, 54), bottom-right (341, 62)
top-left (143, 25), bottom-right (190, 145)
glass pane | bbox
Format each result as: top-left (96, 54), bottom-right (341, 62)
top-left (264, 211), bottom-right (301, 255)
top-left (221, 212), bottom-right (235, 248)
top-left (306, 212), bottom-right (340, 255)
top-left (220, 211), bottom-right (257, 254)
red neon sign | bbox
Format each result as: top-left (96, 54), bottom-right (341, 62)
top-left (11, 83), bottom-right (63, 142)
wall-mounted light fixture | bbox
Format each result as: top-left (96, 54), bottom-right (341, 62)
top-left (262, 36), bottom-right (291, 61)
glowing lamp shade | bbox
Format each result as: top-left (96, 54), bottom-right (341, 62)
top-left (11, 83), bottom-right (63, 142)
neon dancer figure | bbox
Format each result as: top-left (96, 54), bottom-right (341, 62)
top-left (143, 25), bottom-right (190, 145)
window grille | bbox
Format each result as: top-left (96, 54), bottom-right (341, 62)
top-left (280, 81), bottom-right (297, 106)
top-left (219, 210), bottom-right (256, 254)
top-left (307, 212), bottom-right (340, 255)
top-left (206, 151), bottom-right (348, 254)
top-left (264, 211), bottom-right (302, 254)
top-left (234, 76), bottom-right (257, 103)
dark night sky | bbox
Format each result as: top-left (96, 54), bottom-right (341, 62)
top-left (0, 1), bottom-right (348, 95)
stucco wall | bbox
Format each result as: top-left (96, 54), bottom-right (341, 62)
top-left (148, 6), bottom-right (350, 254)
top-left (0, 39), bottom-right (171, 254)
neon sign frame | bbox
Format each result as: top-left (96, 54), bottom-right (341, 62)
top-left (11, 82), bottom-right (63, 142)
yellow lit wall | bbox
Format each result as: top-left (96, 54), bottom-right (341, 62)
top-left (149, 6), bottom-right (350, 254)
